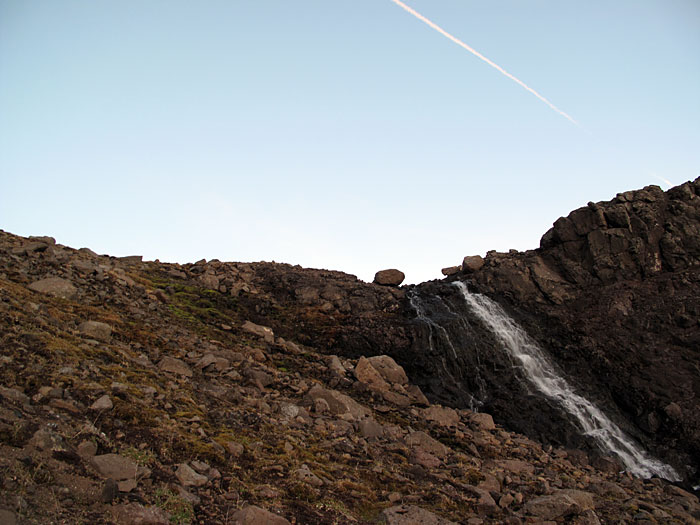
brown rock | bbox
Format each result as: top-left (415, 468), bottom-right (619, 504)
top-left (496, 459), bottom-right (535, 476)
top-left (462, 255), bottom-right (485, 273)
top-left (295, 466), bottom-right (324, 487)
top-left (303, 384), bottom-right (370, 420)
top-left (373, 269), bottom-right (405, 286)
top-left (358, 418), bottom-right (384, 439)
top-left (382, 504), bottom-right (456, 524)
top-left (354, 357), bottom-right (391, 392)
top-left (78, 321), bottom-right (112, 341)
top-left (410, 448), bottom-right (441, 469)
top-left (405, 431), bottom-right (449, 458)
top-left (101, 478), bottom-right (118, 503)
top-left (196, 353), bottom-right (229, 371)
top-left (242, 321), bottom-right (275, 344)
top-left (225, 441), bottom-right (244, 457)
top-left (49, 398), bottom-right (81, 414)
top-left (175, 463), bottom-right (208, 487)
top-left (111, 503), bottom-right (169, 525)
top-left (230, 505), bottom-right (291, 525)
top-left (366, 355), bottom-right (409, 385)
top-left (557, 490), bottom-right (595, 511)
top-left (89, 394), bottom-right (113, 411)
top-left (524, 493), bottom-right (580, 520)
top-left (470, 412), bottom-right (495, 430)
top-left (28, 277), bottom-right (78, 299)
top-left (423, 405), bottom-right (460, 428)
top-left (0, 386), bottom-right (29, 406)
top-left (441, 266), bottom-right (461, 276)
top-left (77, 440), bottom-right (98, 458)
top-left (158, 357), bottom-right (193, 377)
top-left (92, 454), bottom-right (138, 480)
top-left (0, 509), bottom-right (17, 525)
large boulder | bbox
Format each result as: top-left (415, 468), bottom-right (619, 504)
top-left (461, 255), bottom-right (485, 273)
top-left (373, 269), bottom-right (405, 286)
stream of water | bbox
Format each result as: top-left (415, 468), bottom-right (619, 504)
top-left (451, 281), bottom-right (679, 480)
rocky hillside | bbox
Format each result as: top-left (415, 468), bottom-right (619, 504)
top-left (0, 179), bottom-right (699, 524)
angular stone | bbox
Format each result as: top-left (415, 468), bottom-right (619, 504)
top-left (405, 431), bottom-right (449, 458)
top-left (354, 357), bottom-right (391, 392)
top-left (28, 277), bottom-right (77, 299)
top-left (366, 355), bottom-right (409, 385)
top-left (111, 503), bottom-right (169, 525)
top-left (78, 321), bottom-right (112, 342)
top-left (175, 463), bottom-right (208, 487)
top-left (101, 478), bottom-right (119, 503)
top-left (327, 355), bottom-right (346, 375)
top-left (441, 266), bottom-right (461, 276)
top-left (303, 384), bottom-right (370, 420)
top-left (496, 459), bottom-right (535, 476)
top-left (382, 504), bottom-right (456, 524)
top-left (470, 412), bottom-right (495, 430)
top-left (225, 441), bottom-right (244, 457)
top-left (242, 321), bottom-right (275, 344)
top-left (423, 405), bottom-right (460, 428)
top-left (230, 505), bottom-right (291, 525)
top-left (0, 386), bottom-right (29, 406)
top-left (89, 395), bottom-right (113, 411)
top-left (410, 448), bottom-right (441, 469)
top-left (196, 353), bottom-right (229, 371)
top-left (158, 357), bottom-right (192, 377)
top-left (373, 269), bottom-right (405, 286)
top-left (557, 489), bottom-right (595, 511)
top-left (295, 466), bottom-right (324, 487)
top-left (358, 418), bottom-right (384, 439)
top-left (524, 493), bottom-right (580, 520)
top-left (92, 454), bottom-right (138, 481)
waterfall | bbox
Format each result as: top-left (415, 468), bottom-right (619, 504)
top-left (452, 281), bottom-right (680, 481)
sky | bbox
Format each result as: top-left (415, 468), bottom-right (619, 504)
top-left (1, 0), bottom-right (699, 284)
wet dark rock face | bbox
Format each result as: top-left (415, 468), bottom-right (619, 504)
top-left (414, 179), bottom-right (700, 482)
top-left (246, 179), bottom-right (700, 483)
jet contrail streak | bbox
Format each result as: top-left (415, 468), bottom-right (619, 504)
top-left (389, 0), bottom-right (579, 126)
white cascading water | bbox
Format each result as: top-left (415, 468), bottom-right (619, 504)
top-left (452, 281), bottom-right (680, 481)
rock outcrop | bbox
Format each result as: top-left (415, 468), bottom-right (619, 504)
top-left (423, 179), bottom-right (700, 482)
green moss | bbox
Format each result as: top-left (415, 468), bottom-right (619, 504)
top-left (154, 488), bottom-right (194, 525)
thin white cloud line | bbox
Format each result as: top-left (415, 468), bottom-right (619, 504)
top-left (650, 173), bottom-right (674, 188)
top-left (389, 0), bottom-right (580, 127)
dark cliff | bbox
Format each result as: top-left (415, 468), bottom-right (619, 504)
top-left (209, 179), bottom-right (700, 484)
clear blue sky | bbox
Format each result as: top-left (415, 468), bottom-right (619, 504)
top-left (1, 1), bottom-right (698, 284)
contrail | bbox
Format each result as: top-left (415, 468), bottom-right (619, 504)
top-left (651, 173), bottom-right (674, 188)
top-left (389, 0), bottom-right (579, 126)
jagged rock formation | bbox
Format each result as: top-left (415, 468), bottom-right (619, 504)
top-left (449, 180), bottom-right (700, 482)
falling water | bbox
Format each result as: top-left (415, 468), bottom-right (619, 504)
top-left (408, 291), bottom-right (481, 410)
top-left (452, 281), bottom-right (680, 481)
